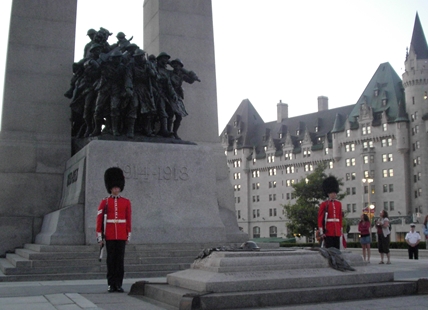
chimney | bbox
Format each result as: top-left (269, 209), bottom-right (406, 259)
top-left (277, 100), bottom-right (288, 123)
top-left (318, 96), bottom-right (328, 111)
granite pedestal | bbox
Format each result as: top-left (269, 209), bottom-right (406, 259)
top-left (135, 249), bottom-right (417, 309)
top-left (35, 140), bottom-right (247, 245)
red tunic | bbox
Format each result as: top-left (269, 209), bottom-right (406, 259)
top-left (318, 199), bottom-right (342, 237)
top-left (96, 196), bottom-right (132, 241)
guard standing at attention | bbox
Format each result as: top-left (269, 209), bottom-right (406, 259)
top-left (96, 167), bottom-right (132, 293)
top-left (318, 176), bottom-right (343, 249)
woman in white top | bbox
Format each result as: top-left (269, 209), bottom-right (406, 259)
top-left (375, 210), bottom-right (391, 264)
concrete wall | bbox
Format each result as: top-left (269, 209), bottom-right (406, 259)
top-left (143, 0), bottom-right (219, 143)
top-left (0, 0), bottom-right (76, 255)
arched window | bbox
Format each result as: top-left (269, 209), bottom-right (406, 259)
top-left (269, 226), bottom-right (277, 237)
top-left (253, 226), bottom-right (260, 238)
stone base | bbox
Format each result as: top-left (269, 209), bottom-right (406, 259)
top-left (135, 249), bottom-right (418, 309)
top-left (36, 140), bottom-right (247, 245)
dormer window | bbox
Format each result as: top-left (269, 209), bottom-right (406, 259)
top-left (279, 133), bottom-right (283, 139)
top-left (374, 89), bottom-right (379, 97)
top-left (315, 126), bottom-right (318, 132)
top-left (237, 129), bottom-right (241, 134)
top-left (233, 121), bottom-right (238, 127)
top-left (382, 99), bottom-right (387, 106)
top-left (424, 91), bottom-right (427, 100)
top-left (296, 130), bottom-right (300, 135)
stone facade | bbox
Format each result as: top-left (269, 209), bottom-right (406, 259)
top-left (221, 14), bottom-right (428, 243)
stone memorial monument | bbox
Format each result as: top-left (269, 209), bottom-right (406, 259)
top-left (0, 0), bottom-right (246, 257)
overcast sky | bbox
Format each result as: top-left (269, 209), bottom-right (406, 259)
top-left (1, 0), bottom-right (428, 133)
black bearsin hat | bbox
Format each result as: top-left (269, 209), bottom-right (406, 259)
top-left (322, 176), bottom-right (339, 196)
top-left (104, 167), bottom-right (125, 193)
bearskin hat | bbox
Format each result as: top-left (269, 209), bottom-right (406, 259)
top-left (322, 176), bottom-right (339, 196)
top-left (104, 167), bottom-right (125, 194)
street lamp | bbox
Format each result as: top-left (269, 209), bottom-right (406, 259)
top-left (362, 178), bottom-right (374, 223)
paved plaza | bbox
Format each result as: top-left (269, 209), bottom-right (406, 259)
top-left (1, 251), bottom-right (428, 309)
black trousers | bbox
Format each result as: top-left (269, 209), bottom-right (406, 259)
top-left (106, 240), bottom-right (126, 287)
top-left (408, 245), bottom-right (419, 259)
top-left (324, 236), bottom-right (340, 249)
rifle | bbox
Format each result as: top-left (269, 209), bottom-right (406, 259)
top-left (321, 202), bottom-right (329, 248)
top-left (99, 199), bottom-right (108, 261)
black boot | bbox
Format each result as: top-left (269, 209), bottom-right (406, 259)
top-left (83, 118), bottom-right (93, 138)
top-left (157, 118), bottom-right (171, 137)
top-left (89, 117), bottom-right (102, 137)
top-left (172, 119), bottom-right (181, 139)
top-left (126, 118), bottom-right (135, 138)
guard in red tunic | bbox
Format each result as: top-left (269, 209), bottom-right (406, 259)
top-left (96, 167), bottom-right (132, 293)
top-left (318, 176), bottom-right (342, 249)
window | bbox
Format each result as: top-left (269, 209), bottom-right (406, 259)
top-left (352, 187), bottom-right (356, 195)
top-left (325, 148), bottom-right (329, 155)
top-left (253, 226), bottom-right (260, 238)
top-left (252, 183), bottom-right (260, 190)
top-left (387, 138), bottom-right (392, 146)
top-left (389, 201), bottom-right (394, 211)
top-left (351, 158), bottom-right (356, 166)
top-left (346, 129), bottom-right (351, 137)
top-left (234, 184), bottom-right (241, 191)
top-left (389, 169), bottom-right (393, 177)
top-left (346, 188), bottom-right (351, 195)
top-left (269, 194), bottom-right (276, 201)
top-left (384, 201), bottom-right (388, 211)
top-left (269, 208), bottom-right (277, 216)
top-left (352, 204), bottom-right (357, 212)
top-left (233, 173), bottom-right (241, 179)
top-left (268, 181), bottom-right (277, 188)
top-left (346, 173), bottom-right (350, 181)
top-left (346, 204), bottom-right (351, 212)
top-left (363, 156), bottom-right (368, 164)
top-left (286, 193), bottom-right (290, 200)
top-left (237, 210), bottom-right (241, 219)
top-left (382, 123), bottom-right (387, 131)
top-left (303, 148), bottom-right (311, 157)
top-left (329, 161), bottom-right (334, 169)
top-left (362, 124), bottom-right (371, 135)
top-left (351, 172), bottom-right (356, 180)
top-left (234, 149), bottom-right (238, 155)
top-left (267, 154), bottom-right (275, 163)
top-left (252, 170), bottom-right (260, 178)
top-left (235, 197), bottom-right (240, 203)
top-left (383, 184), bottom-right (388, 193)
top-left (304, 164), bottom-right (313, 172)
top-left (346, 159), bottom-right (350, 167)
top-left (268, 168), bottom-right (277, 176)
top-left (381, 139), bottom-right (387, 147)
top-left (233, 160), bottom-right (241, 168)
top-left (269, 226), bottom-right (277, 237)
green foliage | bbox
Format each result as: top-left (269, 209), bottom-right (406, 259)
top-left (283, 163), bottom-right (345, 240)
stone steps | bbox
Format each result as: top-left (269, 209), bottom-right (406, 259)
top-left (0, 243), bottom-right (244, 282)
top-left (0, 243), bottom-right (211, 282)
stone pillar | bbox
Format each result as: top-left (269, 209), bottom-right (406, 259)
top-left (143, 0), bottom-right (218, 143)
top-left (0, 0), bottom-right (76, 255)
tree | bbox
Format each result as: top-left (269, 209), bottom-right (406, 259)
top-left (283, 163), bottom-right (345, 241)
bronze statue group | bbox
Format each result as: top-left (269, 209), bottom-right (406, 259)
top-left (65, 27), bottom-right (200, 140)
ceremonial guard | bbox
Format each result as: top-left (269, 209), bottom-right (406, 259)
top-left (96, 167), bottom-right (132, 293)
top-left (318, 176), bottom-right (343, 249)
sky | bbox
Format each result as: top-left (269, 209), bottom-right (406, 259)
top-left (1, 0), bottom-right (428, 134)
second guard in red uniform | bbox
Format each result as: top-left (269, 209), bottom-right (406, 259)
top-left (318, 176), bottom-right (343, 249)
top-left (96, 167), bottom-right (132, 293)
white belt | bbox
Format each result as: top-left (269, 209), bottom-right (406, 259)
top-left (326, 219), bottom-right (339, 222)
top-left (106, 219), bottom-right (126, 223)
